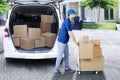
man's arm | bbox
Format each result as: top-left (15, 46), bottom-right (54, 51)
top-left (68, 31), bottom-right (78, 46)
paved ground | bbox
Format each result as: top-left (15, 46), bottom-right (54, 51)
top-left (73, 30), bottom-right (120, 80)
top-left (0, 26), bottom-right (4, 52)
top-left (0, 27), bottom-right (120, 80)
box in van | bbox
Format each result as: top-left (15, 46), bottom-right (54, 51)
top-left (12, 36), bottom-right (20, 47)
top-left (41, 23), bottom-right (51, 33)
top-left (20, 38), bottom-right (35, 50)
top-left (28, 28), bottom-right (41, 39)
top-left (35, 37), bottom-right (46, 48)
top-left (41, 15), bottom-right (54, 23)
top-left (13, 25), bottom-right (28, 38)
top-left (42, 32), bottom-right (56, 48)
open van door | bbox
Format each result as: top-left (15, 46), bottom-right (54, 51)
top-left (9, 0), bottom-right (64, 19)
top-left (63, 0), bottom-right (84, 3)
top-left (9, 0), bottom-right (64, 4)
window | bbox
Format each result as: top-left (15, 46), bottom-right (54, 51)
top-left (104, 9), bottom-right (114, 20)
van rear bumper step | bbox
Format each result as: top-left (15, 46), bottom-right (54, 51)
top-left (4, 52), bottom-right (57, 59)
top-left (16, 47), bottom-right (52, 53)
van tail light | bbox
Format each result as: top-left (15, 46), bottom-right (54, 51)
top-left (4, 27), bottom-right (9, 38)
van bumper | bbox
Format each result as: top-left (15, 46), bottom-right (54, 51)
top-left (4, 51), bottom-right (58, 59)
top-left (4, 38), bottom-right (58, 59)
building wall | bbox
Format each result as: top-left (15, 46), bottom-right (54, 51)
top-left (84, 7), bottom-right (95, 22)
top-left (69, 2), bottom-right (79, 15)
top-left (118, 1), bottom-right (120, 20)
top-left (62, 2), bottom-right (119, 22)
top-left (115, 7), bottom-right (119, 21)
top-left (84, 8), bottom-right (119, 22)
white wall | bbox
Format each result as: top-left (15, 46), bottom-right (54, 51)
top-left (118, 0), bottom-right (120, 20)
top-left (84, 7), bottom-right (95, 22)
top-left (61, 1), bottom-right (119, 22)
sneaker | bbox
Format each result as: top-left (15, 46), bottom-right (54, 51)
top-left (65, 68), bottom-right (75, 73)
top-left (54, 70), bottom-right (62, 74)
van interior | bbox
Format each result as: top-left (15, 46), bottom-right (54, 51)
top-left (9, 5), bottom-right (59, 53)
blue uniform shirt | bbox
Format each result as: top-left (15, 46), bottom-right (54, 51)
top-left (58, 18), bottom-right (72, 44)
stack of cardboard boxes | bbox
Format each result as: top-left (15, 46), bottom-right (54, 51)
top-left (40, 15), bottom-right (56, 48)
top-left (41, 15), bottom-right (54, 33)
top-left (12, 15), bottom-right (56, 50)
top-left (13, 25), bottom-right (42, 50)
top-left (79, 36), bottom-right (104, 71)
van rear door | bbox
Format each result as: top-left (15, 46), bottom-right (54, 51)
top-left (9, 0), bottom-right (64, 4)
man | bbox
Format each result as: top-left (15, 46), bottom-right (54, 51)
top-left (54, 9), bottom-right (78, 74)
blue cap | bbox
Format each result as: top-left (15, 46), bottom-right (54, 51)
top-left (67, 9), bottom-right (76, 15)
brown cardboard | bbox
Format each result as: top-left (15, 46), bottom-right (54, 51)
top-left (80, 56), bottom-right (104, 70)
top-left (35, 37), bottom-right (46, 48)
top-left (20, 38), bottom-right (35, 50)
top-left (93, 46), bottom-right (102, 58)
top-left (12, 37), bottom-right (20, 47)
top-left (13, 25), bottom-right (27, 38)
top-left (93, 40), bottom-right (101, 46)
top-left (83, 36), bottom-right (89, 43)
top-left (42, 32), bottom-right (56, 48)
top-left (28, 28), bottom-right (41, 39)
top-left (41, 23), bottom-right (51, 33)
top-left (41, 15), bottom-right (54, 23)
top-left (79, 42), bottom-right (93, 59)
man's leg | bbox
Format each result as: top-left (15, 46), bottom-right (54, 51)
top-left (64, 44), bottom-right (75, 73)
top-left (64, 44), bottom-right (70, 70)
top-left (54, 41), bottom-right (66, 73)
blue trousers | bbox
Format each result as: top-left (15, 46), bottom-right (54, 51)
top-left (54, 41), bottom-right (70, 72)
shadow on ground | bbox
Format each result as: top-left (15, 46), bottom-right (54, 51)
top-left (75, 71), bottom-right (106, 80)
top-left (52, 72), bottom-right (75, 80)
top-left (4, 57), bottom-right (106, 80)
top-left (5, 59), bottom-right (55, 69)
top-left (52, 71), bottom-right (106, 80)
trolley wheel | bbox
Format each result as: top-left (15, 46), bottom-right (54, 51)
top-left (95, 71), bottom-right (99, 75)
top-left (77, 71), bottom-right (81, 74)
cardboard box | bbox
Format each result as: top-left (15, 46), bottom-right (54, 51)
top-left (82, 36), bottom-right (89, 43)
top-left (41, 15), bottom-right (54, 23)
top-left (28, 28), bottom-right (41, 39)
top-left (93, 40), bottom-right (101, 46)
top-left (42, 32), bottom-right (56, 48)
top-left (93, 46), bottom-right (102, 58)
top-left (41, 23), bottom-right (51, 33)
top-left (79, 42), bottom-right (93, 59)
top-left (35, 37), bottom-right (46, 48)
top-left (80, 56), bottom-right (104, 70)
top-left (20, 38), bottom-right (35, 50)
top-left (13, 25), bottom-right (27, 38)
top-left (12, 37), bottom-right (20, 47)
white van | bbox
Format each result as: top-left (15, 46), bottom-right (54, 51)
top-left (4, 0), bottom-right (64, 61)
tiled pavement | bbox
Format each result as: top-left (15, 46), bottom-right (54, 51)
top-left (0, 27), bottom-right (120, 80)
top-left (0, 26), bottom-right (4, 52)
